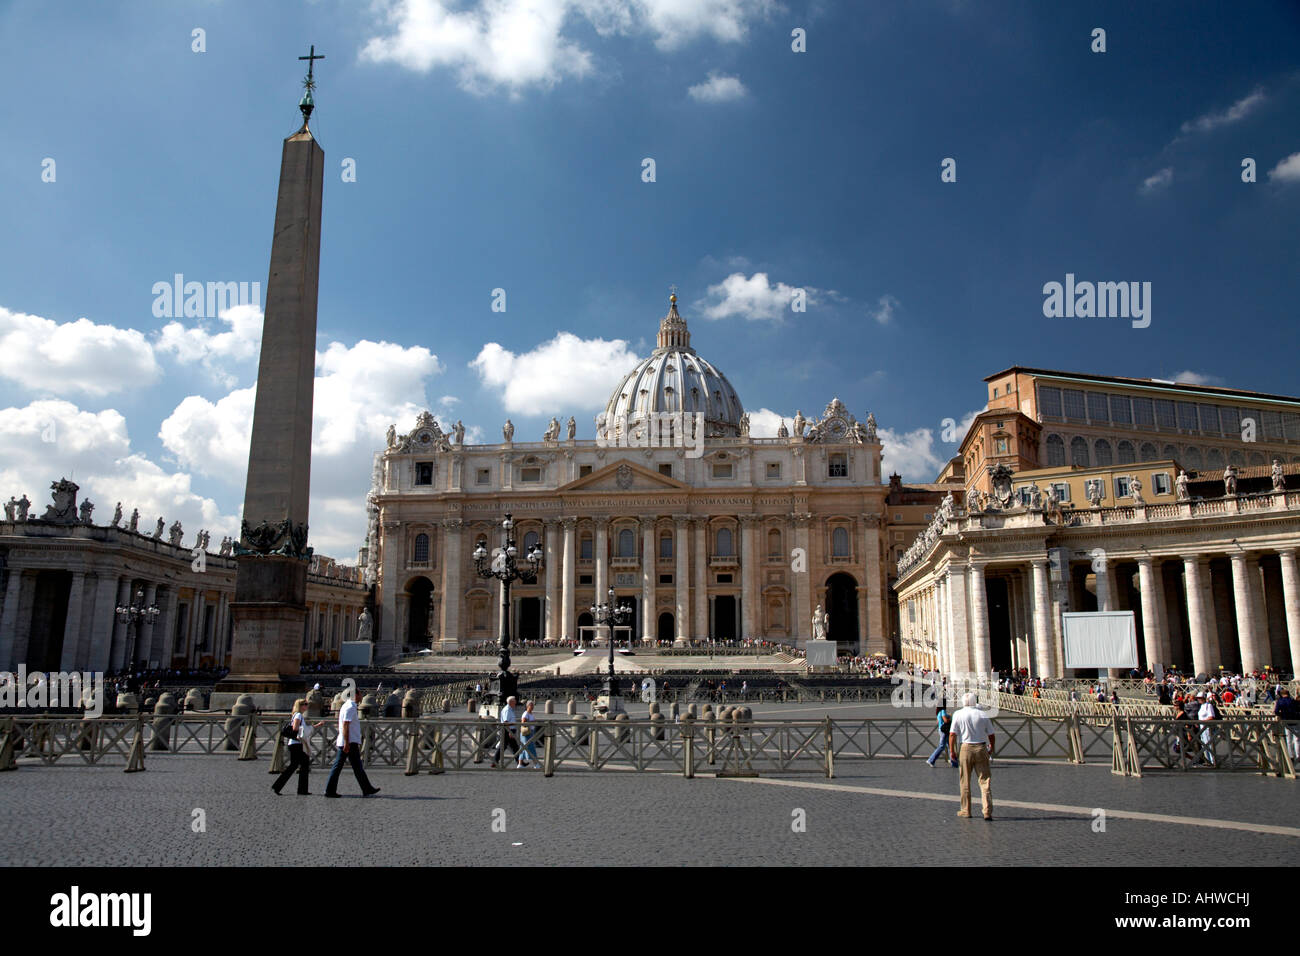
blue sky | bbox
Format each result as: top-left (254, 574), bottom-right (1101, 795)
top-left (1, 0), bottom-right (1298, 557)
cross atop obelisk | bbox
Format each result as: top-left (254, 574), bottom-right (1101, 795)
top-left (297, 44), bottom-right (324, 126)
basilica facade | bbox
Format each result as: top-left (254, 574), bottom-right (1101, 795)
top-left (367, 296), bottom-right (893, 662)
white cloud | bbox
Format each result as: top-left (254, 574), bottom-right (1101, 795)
top-left (870, 294), bottom-right (899, 325)
top-left (878, 408), bottom-right (980, 482)
top-left (0, 307), bottom-right (160, 397)
top-left (0, 399), bottom-right (236, 541)
top-left (1180, 88), bottom-right (1266, 135)
top-left (696, 272), bottom-right (815, 321)
top-left (155, 304), bottom-right (263, 387)
top-left (688, 71), bottom-right (747, 102)
top-left (1140, 167), bottom-right (1173, 194)
top-left (746, 407), bottom-right (788, 438)
top-left (1168, 370), bottom-right (1224, 387)
top-left (360, 0), bottom-right (776, 94)
top-left (470, 332), bottom-right (638, 414)
top-left (1267, 151), bottom-right (1300, 183)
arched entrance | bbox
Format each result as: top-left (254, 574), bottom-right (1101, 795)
top-left (657, 612), bottom-right (674, 644)
top-left (714, 595), bottom-right (737, 641)
top-left (406, 577), bottom-right (434, 648)
top-left (518, 597), bottom-right (541, 641)
top-left (825, 573), bottom-right (858, 651)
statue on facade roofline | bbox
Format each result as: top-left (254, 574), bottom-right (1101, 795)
top-left (79, 499), bottom-right (94, 524)
top-left (111, 502), bottom-right (122, 527)
top-left (567, 416), bottom-right (576, 440)
top-left (792, 410), bottom-right (805, 437)
top-left (127, 508), bottom-right (139, 532)
top-left (1272, 459), bottom-right (1285, 492)
top-left (1176, 470), bottom-right (1190, 501)
top-left (153, 517), bottom-right (165, 539)
top-left (168, 521), bottom-right (184, 546)
top-left (503, 419), bottom-right (514, 442)
top-left (4, 497), bottom-right (15, 522)
top-left (386, 424), bottom-right (396, 449)
top-left (1223, 463), bottom-right (1238, 497)
top-left (454, 420), bottom-right (465, 444)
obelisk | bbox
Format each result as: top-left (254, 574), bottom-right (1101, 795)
top-left (216, 48), bottom-right (325, 706)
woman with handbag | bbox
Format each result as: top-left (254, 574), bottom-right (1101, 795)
top-left (273, 698), bottom-right (321, 795)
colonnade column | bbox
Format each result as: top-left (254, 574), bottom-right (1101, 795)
top-left (1183, 556), bottom-right (1212, 677)
top-left (674, 516), bottom-right (689, 645)
top-left (561, 518), bottom-right (575, 642)
top-left (946, 565), bottom-right (971, 673)
top-left (969, 564), bottom-right (990, 677)
top-left (1278, 549), bottom-right (1300, 679)
top-left (1031, 559), bottom-right (1053, 678)
top-left (1230, 552), bottom-right (1266, 674)
top-left (0, 570), bottom-right (23, 670)
top-left (1136, 557), bottom-right (1165, 672)
top-left (87, 573), bottom-right (120, 672)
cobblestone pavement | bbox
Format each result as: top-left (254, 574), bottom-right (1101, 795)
top-left (2, 743), bottom-right (1294, 866)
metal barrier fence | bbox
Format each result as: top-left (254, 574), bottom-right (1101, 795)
top-left (4, 711), bottom-right (1292, 779)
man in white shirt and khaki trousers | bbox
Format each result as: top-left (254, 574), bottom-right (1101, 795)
top-left (948, 692), bottom-right (995, 820)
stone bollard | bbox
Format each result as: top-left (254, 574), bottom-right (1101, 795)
top-left (149, 692), bottom-right (178, 751)
top-left (305, 687), bottom-right (324, 718)
top-left (184, 687), bottom-right (207, 712)
top-left (143, 696), bottom-right (157, 712)
top-left (359, 694), bottom-right (377, 719)
top-left (441, 697), bottom-right (451, 713)
top-left (648, 701), bottom-right (660, 717)
top-left (650, 711), bottom-right (665, 741)
top-left (671, 701), bottom-right (680, 719)
top-left (544, 700), bottom-right (554, 714)
top-left (566, 699), bottom-right (576, 716)
top-left (224, 694), bottom-right (255, 751)
top-left (574, 714), bottom-right (590, 747)
top-left (467, 698), bottom-right (478, 714)
top-left (613, 712), bottom-right (630, 744)
top-left (116, 692), bottom-right (140, 714)
top-left (402, 689), bottom-right (421, 718)
top-left (687, 703), bottom-right (697, 719)
top-left (331, 691), bottom-right (351, 714)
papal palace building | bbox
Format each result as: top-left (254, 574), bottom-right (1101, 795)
top-left (897, 367), bottom-right (1300, 680)
top-left (366, 295), bottom-right (900, 663)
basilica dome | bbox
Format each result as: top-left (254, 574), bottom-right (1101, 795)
top-left (599, 294), bottom-right (745, 439)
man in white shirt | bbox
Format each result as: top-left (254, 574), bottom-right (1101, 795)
top-left (324, 691), bottom-right (380, 798)
top-left (492, 696), bottom-right (521, 768)
top-left (1196, 692), bottom-right (1218, 767)
top-left (948, 692), bottom-right (995, 820)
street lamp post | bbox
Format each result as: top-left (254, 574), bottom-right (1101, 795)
top-left (472, 512), bottom-right (542, 711)
top-left (589, 586), bottom-right (632, 707)
top-left (115, 588), bottom-right (160, 673)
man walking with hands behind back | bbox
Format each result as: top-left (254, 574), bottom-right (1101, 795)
top-left (949, 692), bottom-right (995, 820)
top-left (324, 689), bottom-right (380, 798)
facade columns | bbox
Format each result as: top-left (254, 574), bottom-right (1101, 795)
top-left (561, 518), bottom-right (575, 642)
top-left (673, 516), bottom-right (689, 645)
top-left (440, 518), bottom-right (463, 648)
top-left (1031, 559), bottom-right (1053, 678)
top-left (1278, 549), bottom-right (1300, 678)
top-left (56, 572), bottom-right (87, 673)
top-left (739, 516), bottom-right (757, 641)
top-left (862, 515), bottom-right (884, 654)
top-left (641, 518), bottom-right (655, 642)
top-left (1183, 556), bottom-right (1212, 677)
top-left (594, 518), bottom-right (608, 604)
top-left (969, 564), bottom-right (990, 677)
top-left (1230, 552), bottom-right (1267, 673)
top-left (543, 519), bottom-right (558, 643)
top-left (1136, 557), bottom-right (1166, 672)
top-left (87, 573), bottom-right (120, 673)
top-left (694, 519), bottom-right (708, 642)
top-left (793, 514), bottom-right (811, 645)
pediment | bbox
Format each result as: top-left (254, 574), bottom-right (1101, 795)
top-left (560, 459), bottom-right (690, 493)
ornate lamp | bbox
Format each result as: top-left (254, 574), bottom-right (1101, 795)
top-left (472, 512), bottom-right (541, 709)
